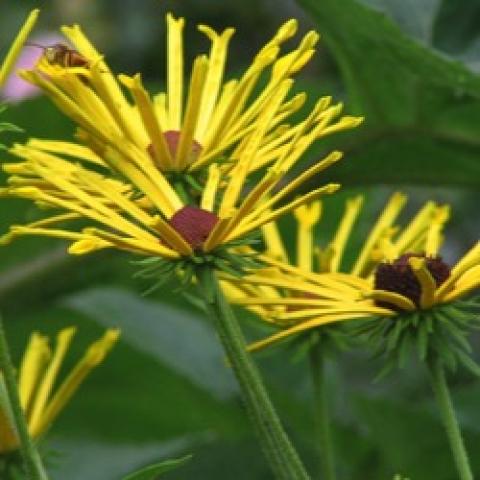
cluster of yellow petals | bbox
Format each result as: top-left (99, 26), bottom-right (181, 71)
top-left (0, 328), bottom-right (119, 453)
top-left (0, 14), bottom-right (361, 259)
top-left (221, 193), bottom-right (480, 351)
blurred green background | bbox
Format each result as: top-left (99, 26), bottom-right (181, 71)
top-left (1, 0), bottom-right (480, 478)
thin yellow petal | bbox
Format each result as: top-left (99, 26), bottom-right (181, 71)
top-left (34, 329), bottom-right (120, 437)
top-left (200, 163), bottom-right (221, 211)
top-left (246, 150), bottom-right (343, 222)
top-left (167, 13), bottom-right (185, 130)
top-left (365, 290), bottom-right (415, 312)
top-left (352, 192), bottom-right (407, 277)
top-left (230, 184), bottom-right (340, 242)
top-left (119, 73), bottom-right (174, 170)
top-left (329, 196), bottom-right (364, 273)
top-left (441, 271), bottom-right (480, 304)
top-left (409, 256), bottom-right (436, 309)
top-left (62, 24), bottom-right (145, 146)
top-left (435, 242), bottom-right (480, 300)
top-left (219, 79), bottom-right (292, 217)
top-left (425, 205), bottom-right (450, 257)
top-left (176, 56), bottom-right (209, 170)
top-left (0, 9), bottom-right (40, 88)
top-left (2, 225), bottom-right (88, 245)
top-left (294, 202), bottom-right (321, 271)
top-left (262, 221), bottom-right (289, 263)
top-left (217, 168), bottom-right (283, 247)
top-left (68, 237), bottom-right (112, 255)
top-left (195, 25), bottom-right (235, 142)
top-left (248, 312), bottom-right (375, 352)
top-left (18, 333), bottom-right (51, 414)
top-left (28, 327), bottom-right (77, 436)
top-left (27, 139), bottom-right (107, 167)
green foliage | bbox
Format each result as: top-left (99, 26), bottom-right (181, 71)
top-left (0, 1), bottom-right (480, 479)
top-left (122, 455), bottom-right (192, 480)
top-left (0, 451), bottom-right (24, 480)
top-left (63, 287), bottom-right (239, 400)
top-left (299, 0), bottom-right (480, 188)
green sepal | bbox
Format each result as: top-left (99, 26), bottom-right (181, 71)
top-left (357, 296), bottom-right (480, 378)
top-left (0, 104), bottom-right (23, 150)
top-left (183, 173), bottom-right (203, 192)
top-left (416, 319), bottom-right (429, 361)
top-left (288, 322), bottom-right (359, 363)
top-left (131, 223), bottom-right (263, 296)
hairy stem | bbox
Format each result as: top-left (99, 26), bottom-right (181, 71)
top-left (428, 358), bottom-right (473, 480)
top-left (309, 339), bottom-right (336, 480)
top-left (197, 266), bottom-right (310, 480)
top-left (0, 317), bottom-right (49, 480)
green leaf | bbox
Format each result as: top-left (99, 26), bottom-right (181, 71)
top-left (298, 0), bottom-right (480, 188)
top-left (353, 394), bottom-right (480, 479)
top-left (416, 321), bottom-right (429, 361)
top-left (63, 287), bottom-right (238, 400)
top-left (433, 0), bottom-right (480, 64)
top-left (122, 455), bottom-right (192, 480)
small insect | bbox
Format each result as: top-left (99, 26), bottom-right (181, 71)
top-left (26, 43), bottom-right (90, 68)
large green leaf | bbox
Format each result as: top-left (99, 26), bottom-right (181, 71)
top-left (49, 437), bottom-right (194, 480)
top-left (298, 0), bottom-right (480, 187)
top-left (63, 287), bottom-right (238, 400)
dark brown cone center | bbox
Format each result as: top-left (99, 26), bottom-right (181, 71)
top-left (147, 131), bottom-right (202, 165)
top-left (169, 205), bottom-right (219, 250)
top-left (374, 253), bottom-right (451, 310)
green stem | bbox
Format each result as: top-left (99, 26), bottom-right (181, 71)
top-left (0, 317), bottom-right (49, 480)
top-left (309, 339), bottom-right (336, 480)
top-left (197, 267), bottom-right (310, 480)
top-left (173, 179), bottom-right (191, 205)
top-left (427, 358), bottom-right (473, 480)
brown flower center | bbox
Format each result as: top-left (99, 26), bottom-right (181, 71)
top-left (147, 130), bottom-right (202, 165)
top-left (169, 205), bottom-right (219, 250)
top-left (374, 253), bottom-right (451, 310)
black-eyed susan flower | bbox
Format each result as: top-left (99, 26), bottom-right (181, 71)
top-left (15, 14), bottom-right (359, 177)
top-left (223, 195), bottom-right (478, 480)
top-left (248, 205), bottom-right (478, 480)
top-left (0, 327), bottom-right (119, 454)
top-left (0, 14), bottom-right (361, 277)
top-left (220, 193), bottom-right (449, 480)
top-left (221, 192), bottom-right (452, 351)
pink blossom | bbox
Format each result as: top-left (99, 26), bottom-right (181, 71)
top-left (1, 32), bottom-right (64, 103)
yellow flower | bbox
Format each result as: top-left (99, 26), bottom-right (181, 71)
top-left (0, 15), bottom-right (361, 261)
top-left (0, 9), bottom-right (39, 89)
top-left (0, 327), bottom-right (119, 453)
top-left (221, 193), bottom-right (453, 350)
top-left (17, 13), bottom-right (358, 175)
